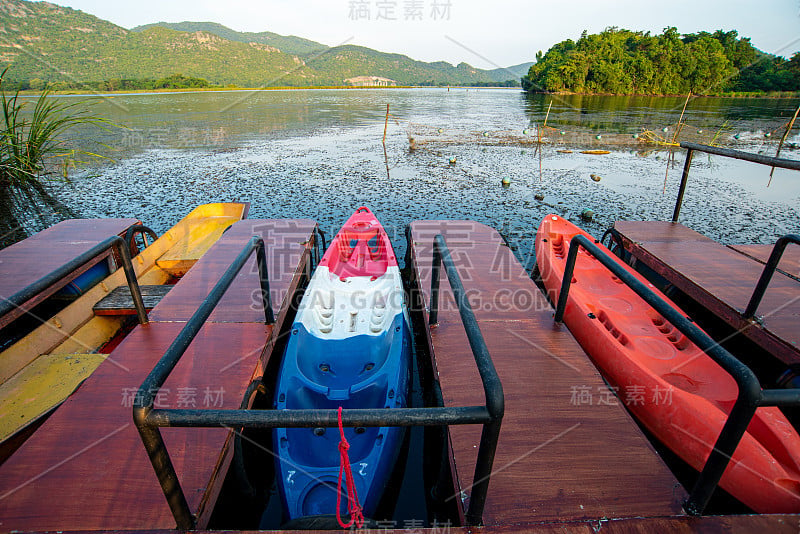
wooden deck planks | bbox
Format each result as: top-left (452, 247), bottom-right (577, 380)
top-left (0, 218), bottom-right (139, 327)
top-left (729, 244), bottom-right (800, 282)
top-left (0, 218), bottom-right (316, 532)
top-left (93, 284), bottom-right (173, 315)
top-left (12, 514), bottom-right (799, 534)
top-left (0, 322), bottom-right (269, 531)
top-left (408, 221), bottom-right (685, 527)
top-left (475, 514), bottom-right (800, 533)
top-left (148, 220), bottom-right (316, 324)
top-left (614, 221), bottom-right (800, 365)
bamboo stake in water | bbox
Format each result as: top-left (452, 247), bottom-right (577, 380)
top-left (768, 104), bottom-right (800, 186)
top-left (537, 101), bottom-right (552, 180)
top-left (537, 101), bottom-right (552, 153)
top-left (664, 93), bottom-right (692, 193)
top-left (543, 100), bottom-right (552, 130)
top-left (383, 103), bottom-right (390, 145)
top-left (671, 92), bottom-right (691, 145)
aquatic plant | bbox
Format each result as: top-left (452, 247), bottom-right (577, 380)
top-left (0, 68), bottom-right (113, 248)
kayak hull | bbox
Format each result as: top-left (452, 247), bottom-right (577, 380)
top-left (535, 214), bottom-right (800, 513)
top-left (274, 207), bottom-right (411, 521)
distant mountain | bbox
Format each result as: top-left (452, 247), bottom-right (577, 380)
top-left (303, 44), bottom-right (495, 86)
top-left (132, 22), bottom-right (497, 85)
top-left (488, 62), bottom-right (534, 82)
top-left (131, 21), bottom-right (328, 56)
top-left (0, 0), bottom-right (510, 88)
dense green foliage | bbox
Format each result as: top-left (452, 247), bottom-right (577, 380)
top-left (0, 0), bottom-right (495, 88)
top-left (523, 28), bottom-right (800, 95)
top-left (32, 74), bottom-right (215, 92)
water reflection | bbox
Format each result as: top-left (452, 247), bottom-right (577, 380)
top-left (521, 93), bottom-right (798, 134)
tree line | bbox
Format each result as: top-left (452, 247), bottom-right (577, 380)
top-left (12, 74), bottom-right (214, 92)
top-left (522, 28), bottom-right (800, 95)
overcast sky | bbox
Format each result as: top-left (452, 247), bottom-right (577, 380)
top-left (53, 0), bottom-right (800, 69)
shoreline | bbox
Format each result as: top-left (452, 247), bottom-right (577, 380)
top-left (18, 85), bottom-right (522, 97)
top-left (526, 90), bottom-right (800, 99)
top-left (19, 85), bottom-right (799, 98)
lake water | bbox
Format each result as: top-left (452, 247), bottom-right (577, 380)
top-left (48, 88), bottom-right (800, 271)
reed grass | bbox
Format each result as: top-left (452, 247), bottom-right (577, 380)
top-left (0, 69), bottom-right (115, 248)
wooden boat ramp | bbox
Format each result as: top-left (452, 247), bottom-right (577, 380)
top-left (0, 180), bottom-right (798, 532)
top-left (0, 203), bottom-right (249, 457)
top-left (0, 216), bottom-right (319, 530)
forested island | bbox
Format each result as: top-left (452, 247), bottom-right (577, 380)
top-left (523, 28), bottom-right (800, 95)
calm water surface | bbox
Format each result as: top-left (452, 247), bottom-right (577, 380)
top-left (49, 88), bottom-right (800, 270)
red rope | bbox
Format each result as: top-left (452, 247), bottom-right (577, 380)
top-left (336, 406), bottom-right (364, 529)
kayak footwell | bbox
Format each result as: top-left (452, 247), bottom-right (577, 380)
top-left (613, 221), bottom-right (800, 366)
top-left (407, 221), bottom-right (685, 526)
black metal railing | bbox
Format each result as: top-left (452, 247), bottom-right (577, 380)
top-left (124, 224), bottom-right (158, 256)
top-left (429, 234), bottom-right (505, 523)
top-left (672, 142), bottom-right (800, 223)
top-left (0, 235), bottom-right (148, 325)
top-left (744, 234), bottom-right (800, 319)
top-left (133, 234), bottom-right (503, 528)
top-left (553, 234), bottom-right (800, 515)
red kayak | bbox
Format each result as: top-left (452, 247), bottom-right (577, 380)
top-left (536, 214), bottom-right (800, 513)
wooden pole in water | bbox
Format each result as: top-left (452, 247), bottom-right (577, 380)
top-left (537, 101), bottom-right (551, 180)
top-left (672, 92), bottom-right (691, 145)
top-left (383, 103), bottom-right (390, 145)
top-left (768, 104), bottom-right (800, 186)
top-left (543, 100), bottom-right (552, 130)
top-left (664, 93), bottom-right (692, 193)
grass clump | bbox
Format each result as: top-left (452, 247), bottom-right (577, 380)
top-left (0, 68), bottom-right (114, 248)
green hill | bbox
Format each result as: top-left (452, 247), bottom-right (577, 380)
top-left (133, 24), bottom-right (496, 85)
top-left (131, 21), bottom-right (328, 56)
top-left (488, 62), bottom-right (534, 83)
top-left (0, 1), bottom-right (317, 87)
top-left (0, 1), bottom-right (501, 88)
top-left (304, 45), bottom-right (494, 85)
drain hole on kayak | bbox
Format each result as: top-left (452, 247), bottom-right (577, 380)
top-left (552, 235), bottom-right (565, 258)
top-left (650, 315), bottom-right (690, 350)
top-left (649, 313), bottom-right (666, 327)
top-left (672, 336), bottom-right (691, 351)
top-left (597, 310), bottom-right (630, 346)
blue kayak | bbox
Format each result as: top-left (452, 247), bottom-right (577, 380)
top-left (273, 207), bottom-right (411, 521)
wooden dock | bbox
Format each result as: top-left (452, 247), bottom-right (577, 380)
top-left (0, 219), bottom-right (316, 531)
top-left (2, 214), bottom-right (798, 532)
top-left (0, 218), bottom-right (140, 328)
top-left (613, 221), bottom-right (800, 365)
top-left (407, 220), bottom-right (685, 527)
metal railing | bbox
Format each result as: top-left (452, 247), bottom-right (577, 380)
top-left (0, 235), bottom-right (148, 325)
top-left (124, 225), bottom-right (158, 256)
top-left (429, 234), bottom-right (505, 523)
top-left (553, 234), bottom-right (800, 515)
top-left (744, 234), bottom-right (800, 319)
top-left (132, 233), bottom-right (503, 528)
top-left (672, 142), bottom-right (800, 223)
